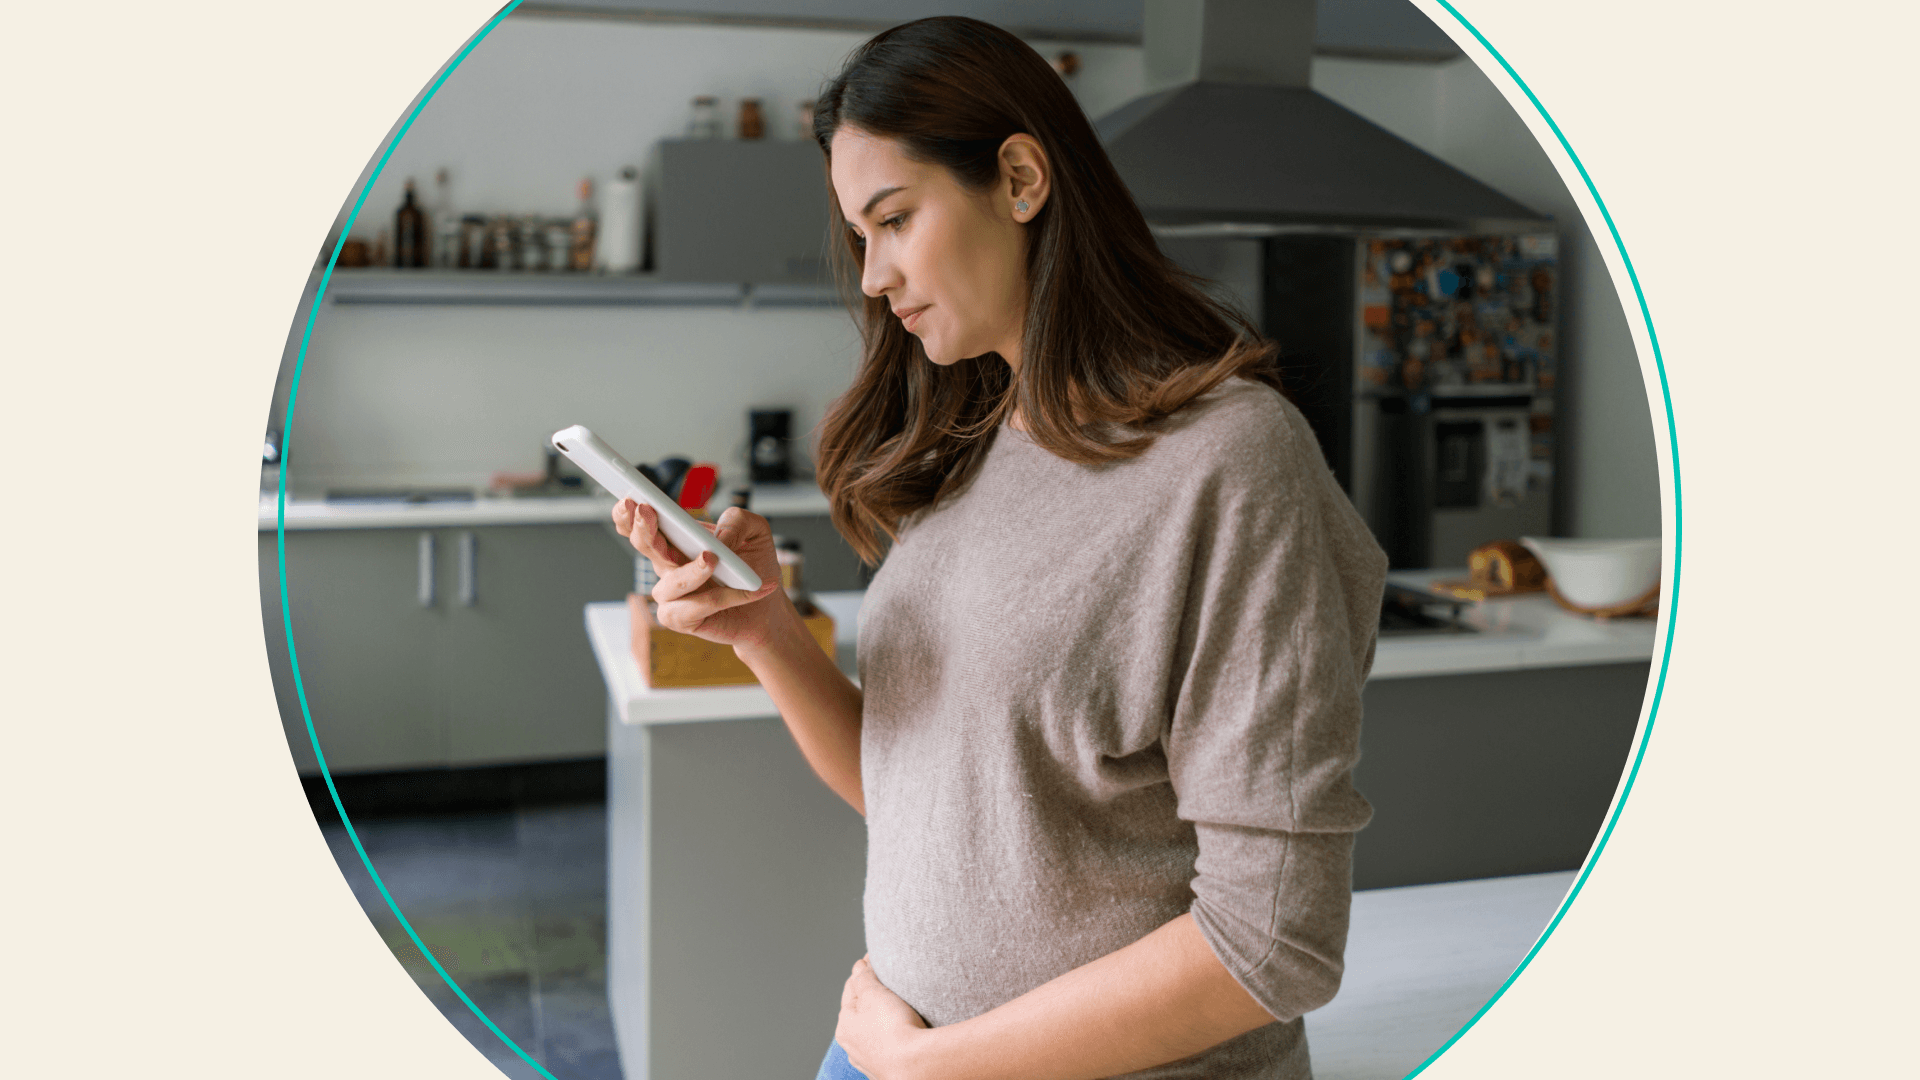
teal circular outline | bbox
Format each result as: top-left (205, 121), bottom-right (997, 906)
top-left (1397, 2), bottom-right (1681, 1075)
top-left (271, 4), bottom-right (1680, 1077)
top-left (275, 3), bottom-right (561, 1078)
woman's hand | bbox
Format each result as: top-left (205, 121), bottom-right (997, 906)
top-left (611, 499), bottom-right (782, 648)
top-left (837, 955), bottom-right (933, 1080)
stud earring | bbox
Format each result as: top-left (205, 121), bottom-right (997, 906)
top-left (1014, 199), bottom-right (1030, 214)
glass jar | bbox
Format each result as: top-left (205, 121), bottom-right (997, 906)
top-left (737, 98), bottom-right (764, 140)
top-left (544, 222), bottom-right (572, 271)
top-left (459, 215), bottom-right (487, 269)
top-left (486, 217), bottom-right (515, 272)
top-left (774, 536), bottom-right (815, 615)
top-left (515, 216), bottom-right (546, 271)
top-left (687, 95), bottom-right (721, 139)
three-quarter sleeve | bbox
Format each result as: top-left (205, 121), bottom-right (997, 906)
top-left (1162, 399), bottom-right (1386, 1023)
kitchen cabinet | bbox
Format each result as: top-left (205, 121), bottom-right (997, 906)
top-left (655, 139), bottom-right (833, 285)
top-left (262, 528), bottom-right (443, 773)
top-left (259, 522), bottom-right (632, 775)
top-left (763, 512), bottom-right (870, 592)
top-left (1351, 661), bottom-right (1648, 889)
top-left (439, 525), bottom-right (632, 765)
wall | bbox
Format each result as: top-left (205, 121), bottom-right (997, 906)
top-left (284, 14), bottom-right (1660, 542)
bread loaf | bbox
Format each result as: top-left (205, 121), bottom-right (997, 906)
top-left (1469, 540), bottom-right (1547, 592)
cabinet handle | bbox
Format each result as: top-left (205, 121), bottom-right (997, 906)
top-left (417, 531), bottom-right (436, 608)
top-left (458, 531), bottom-right (477, 607)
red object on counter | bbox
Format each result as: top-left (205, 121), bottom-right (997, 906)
top-left (677, 463), bottom-right (719, 510)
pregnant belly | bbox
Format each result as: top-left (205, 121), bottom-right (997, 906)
top-left (863, 879), bottom-right (1192, 1028)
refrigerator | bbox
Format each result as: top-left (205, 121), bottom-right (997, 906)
top-left (1257, 233), bottom-right (1560, 570)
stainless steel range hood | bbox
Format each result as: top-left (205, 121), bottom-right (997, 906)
top-left (1095, 0), bottom-right (1549, 234)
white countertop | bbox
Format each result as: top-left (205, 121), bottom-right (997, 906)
top-left (586, 575), bottom-right (1657, 727)
top-left (1369, 569), bottom-right (1659, 679)
top-left (258, 481), bottom-right (832, 531)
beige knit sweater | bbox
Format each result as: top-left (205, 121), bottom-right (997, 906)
top-left (855, 375), bottom-right (1387, 1079)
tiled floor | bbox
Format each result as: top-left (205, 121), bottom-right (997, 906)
top-left (319, 801), bottom-right (623, 1080)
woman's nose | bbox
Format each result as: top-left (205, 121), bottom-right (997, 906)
top-left (860, 245), bottom-right (900, 299)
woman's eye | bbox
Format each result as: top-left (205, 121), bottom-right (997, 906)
top-left (849, 214), bottom-right (904, 249)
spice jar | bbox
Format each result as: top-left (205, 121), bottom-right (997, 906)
top-left (774, 536), bottom-right (815, 615)
top-left (515, 216), bottom-right (546, 271)
top-left (737, 98), bottom-right (765, 139)
top-left (459, 215), bottom-right (487, 268)
top-left (544, 222), bottom-right (572, 271)
top-left (687, 95), bottom-right (720, 139)
top-left (483, 217), bottom-right (513, 271)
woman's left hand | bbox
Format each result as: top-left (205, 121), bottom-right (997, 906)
top-left (837, 954), bottom-right (932, 1079)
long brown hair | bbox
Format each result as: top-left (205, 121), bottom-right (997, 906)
top-left (812, 16), bottom-right (1281, 564)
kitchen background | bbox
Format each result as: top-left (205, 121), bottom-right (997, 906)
top-left (261, 3), bottom-right (1665, 1079)
top-left (270, 0), bottom-right (1657, 542)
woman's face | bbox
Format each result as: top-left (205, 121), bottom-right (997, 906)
top-left (829, 127), bottom-right (1043, 368)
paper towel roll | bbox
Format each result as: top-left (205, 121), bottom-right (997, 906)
top-left (597, 167), bottom-right (642, 274)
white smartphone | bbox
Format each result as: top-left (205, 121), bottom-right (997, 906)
top-left (550, 425), bottom-right (763, 592)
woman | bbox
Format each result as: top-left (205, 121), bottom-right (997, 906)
top-left (612, 17), bottom-right (1386, 1080)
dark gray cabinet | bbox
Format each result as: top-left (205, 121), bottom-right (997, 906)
top-left (654, 139), bottom-right (833, 284)
top-left (259, 523), bottom-right (632, 775)
top-left (1352, 661), bottom-right (1648, 889)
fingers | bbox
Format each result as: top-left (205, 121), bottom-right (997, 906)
top-left (841, 956), bottom-right (873, 1014)
top-left (625, 502), bottom-right (690, 569)
top-left (652, 554), bottom-right (780, 630)
top-left (714, 506), bottom-right (767, 546)
top-left (652, 549), bottom-right (720, 604)
top-left (714, 505), bottom-right (745, 541)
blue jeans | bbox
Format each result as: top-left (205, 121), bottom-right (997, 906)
top-left (814, 1040), bottom-right (870, 1080)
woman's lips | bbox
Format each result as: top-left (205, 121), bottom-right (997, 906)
top-left (896, 305), bottom-right (928, 332)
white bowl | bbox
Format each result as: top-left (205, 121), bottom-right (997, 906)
top-left (1518, 537), bottom-right (1662, 610)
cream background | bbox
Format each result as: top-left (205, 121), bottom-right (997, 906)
top-left (2, 2), bottom-right (1912, 1079)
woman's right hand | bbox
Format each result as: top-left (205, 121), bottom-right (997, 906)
top-left (612, 499), bottom-right (784, 649)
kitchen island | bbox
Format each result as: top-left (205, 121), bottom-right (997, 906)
top-left (586, 578), bottom-right (1657, 1080)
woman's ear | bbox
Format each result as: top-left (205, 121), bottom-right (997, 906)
top-left (998, 134), bottom-right (1051, 223)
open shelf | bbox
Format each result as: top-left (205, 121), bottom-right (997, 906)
top-left (324, 269), bottom-right (842, 308)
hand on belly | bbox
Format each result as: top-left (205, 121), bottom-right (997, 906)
top-left (837, 954), bottom-right (931, 1078)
